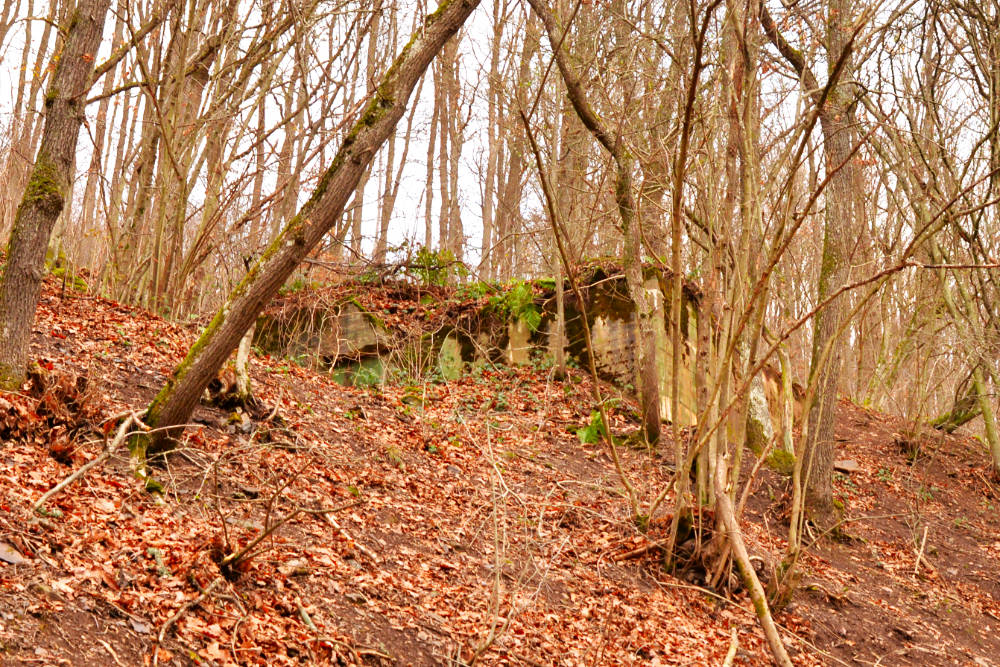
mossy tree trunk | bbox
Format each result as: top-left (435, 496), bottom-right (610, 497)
top-left (931, 382), bottom-right (981, 434)
top-left (140, 0), bottom-right (482, 456)
top-left (762, 0), bottom-right (858, 529)
top-left (0, 0), bottom-right (112, 389)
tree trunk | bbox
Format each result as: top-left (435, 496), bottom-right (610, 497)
top-left (0, 0), bottom-right (112, 388)
top-left (931, 382), bottom-right (981, 434)
top-left (528, 0), bottom-right (661, 443)
top-left (140, 0), bottom-right (482, 456)
top-left (803, 108), bottom-right (854, 527)
top-left (762, 0), bottom-right (858, 528)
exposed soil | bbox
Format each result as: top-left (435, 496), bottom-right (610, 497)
top-left (1, 281), bottom-right (999, 665)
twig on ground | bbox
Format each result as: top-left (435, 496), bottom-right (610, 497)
top-left (319, 511), bottom-right (379, 562)
top-left (33, 411), bottom-right (148, 514)
top-left (154, 576), bottom-right (224, 666)
top-left (722, 628), bottom-right (739, 667)
top-left (298, 605), bottom-right (391, 661)
top-left (914, 525), bottom-right (929, 576)
top-left (97, 639), bottom-right (128, 667)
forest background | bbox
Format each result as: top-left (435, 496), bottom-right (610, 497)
top-left (1, 0), bottom-right (999, 662)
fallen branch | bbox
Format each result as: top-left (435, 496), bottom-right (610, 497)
top-left (715, 457), bottom-right (793, 667)
top-left (615, 539), bottom-right (670, 561)
top-left (221, 501), bottom-right (365, 571)
top-left (154, 576), bottom-right (224, 666)
top-left (33, 412), bottom-right (148, 514)
top-left (221, 508), bottom-right (304, 570)
top-left (722, 628), bottom-right (739, 667)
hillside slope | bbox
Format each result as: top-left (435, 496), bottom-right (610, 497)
top-left (1, 282), bottom-right (998, 666)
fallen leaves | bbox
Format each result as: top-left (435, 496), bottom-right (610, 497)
top-left (1, 281), bottom-right (998, 665)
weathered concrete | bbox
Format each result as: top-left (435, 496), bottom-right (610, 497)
top-left (254, 270), bottom-right (774, 437)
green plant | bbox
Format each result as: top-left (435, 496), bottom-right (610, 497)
top-left (530, 350), bottom-right (553, 371)
top-left (456, 281), bottom-right (494, 300)
top-left (877, 467), bottom-right (894, 483)
top-left (409, 246), bottom-right (467, 286)
top-left (115, 324), bottom-right (132, 347)
top-left (488, 281), bottom-right (542, 331)
top-left (354, 362), bottom-right (383, 387)
top-left (833, 471), bottom-right (857, 492)
top-left (577, 410), bottom-right (606, 445)
top-left (279, 275), bottom-right (313, 295)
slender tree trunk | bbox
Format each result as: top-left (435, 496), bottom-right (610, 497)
top-left (529, 0), bottom-right (661, 443)
top-left (349, 6), bottom-right (383, 263)
top-left (140, 0), bottom-right (483, 456)
top-left (554, 264), bottom-right (567, 379)
top-left (762, 0), bottom-right (858, 527)
top-left (435, 40), bottom-right (454, 255)
top-left (479, 0), bottom-right (502, 279)
top-left (78, 8), bottom-right (125, 270)
top-left (0, 0), bottom-right (112, 388)
top-left (423, 81), bottom-right (438, 251)
top-left (2, 0), bottom-right (56, 240)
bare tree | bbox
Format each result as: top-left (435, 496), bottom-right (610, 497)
top-left (0, 0), bottom-right (113, 388)
top-left (138, 0), bottom-right (484, 457)
top-left (762, 0), bottom-right (864, 526)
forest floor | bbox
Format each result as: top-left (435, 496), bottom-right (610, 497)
top-left (2, 280), bottom-right (1000, 666)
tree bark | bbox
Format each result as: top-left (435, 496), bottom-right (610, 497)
top-left (140, 0), bottom-right (482, 456)
top-left (528, 0), bottom-right (661, 444)
top-left (762, 0), bottom-right (859, 527)
top-left (0, 0), bottom-right (112, 388)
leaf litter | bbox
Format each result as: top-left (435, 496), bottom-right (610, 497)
top-left (0, 280), bottom-right (998, 665)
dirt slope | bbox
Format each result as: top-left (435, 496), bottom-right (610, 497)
top-left (1, 283), bottom-right (998, 666)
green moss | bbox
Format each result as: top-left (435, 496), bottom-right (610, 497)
top-left (49, 266), bottom-right (88, 292)
top-left (534, 277), bottom-right (556, 290)
top-left (346, 296), bottom-right (386, 330)
top-left (766, 449), bottom-right (796, 476)
top-left (426, 0), bottom-right (454, 25)
top-left (143, 301), bottom-right (233, 438)
top-left (22, 153), bottom-right (63, 216)
top-left (66, 9), bottom-right (81, 32)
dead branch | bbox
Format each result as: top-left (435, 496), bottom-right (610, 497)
top-left (154, 575), bottom-right (224, 665)
top-left (914, 525), bottom-right (929, 576)
top-left (33, 411), bottom-right (148, 514)
top-left (615, 539), bottom-right (671, 561)
top-left (722, 628), bottom-right (739, 667)
top-left (714, 457), bottom-right (793, 667)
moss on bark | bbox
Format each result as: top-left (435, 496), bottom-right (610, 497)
top-left (137, 0), bottom-right (481, 461)
top-left (21, 153), bottom-right (64, 216)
